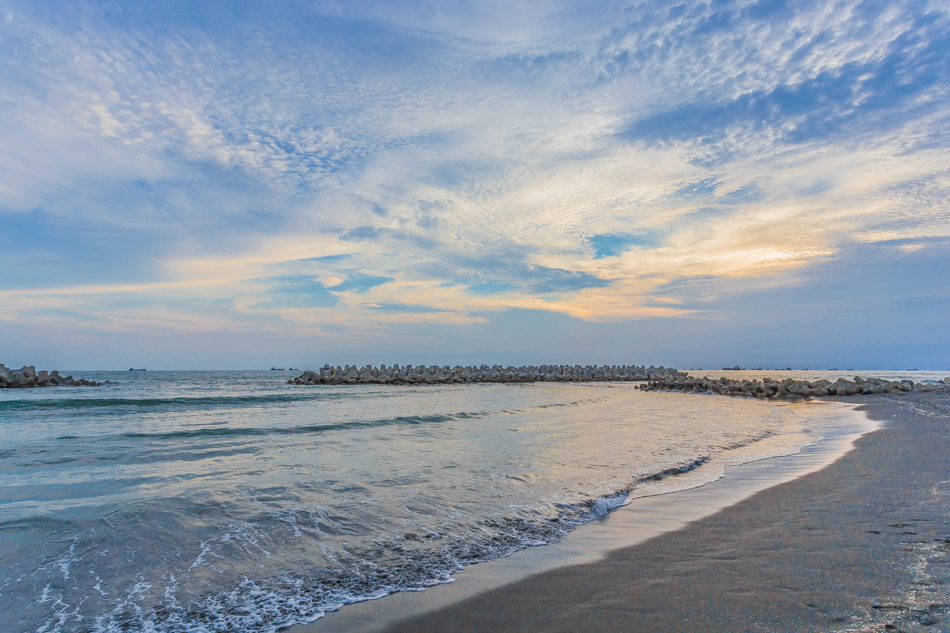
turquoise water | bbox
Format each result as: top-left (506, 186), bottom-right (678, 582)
top-left (0, 370), bottom-right (918, 632)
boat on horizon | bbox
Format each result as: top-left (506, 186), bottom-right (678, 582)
top-left (128, 368), bottom-right (146, 371)
top-left (722, 365), bottom-right (744, 370)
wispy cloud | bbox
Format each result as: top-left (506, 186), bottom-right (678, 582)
top-left (1, 0), bottom-right (948, 366)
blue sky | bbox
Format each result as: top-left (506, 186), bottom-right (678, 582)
top-left (1, 0), bottom-right (948, 369)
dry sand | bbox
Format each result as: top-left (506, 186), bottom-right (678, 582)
top-left (374, 394), bottom-right (950, 633)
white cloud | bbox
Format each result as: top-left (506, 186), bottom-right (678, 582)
top-left (0, 0), bottom-right (948, 362)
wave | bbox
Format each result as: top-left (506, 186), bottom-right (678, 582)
top-left (0, 391), bottom-right (349, 411)
top-left (118, 412), bottom-right (462, 440)
top-left (30, 397), bottom-right (611, 444)
top-left (76, 455), bottom-right (717, 633)
top-left (635, 455), bottom-right (710, 484)
top-left (0, 389), bottom-right (610, 416)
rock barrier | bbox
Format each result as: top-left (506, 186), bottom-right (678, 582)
top-left (639, 375), bottom-right (950, 399)
top-left (0, 363), bottom-right (101, 388)
top-left (290, 364), bottom-right (681, 385)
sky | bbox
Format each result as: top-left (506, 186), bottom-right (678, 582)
top-left (1, 0), bottom-right (949, 370)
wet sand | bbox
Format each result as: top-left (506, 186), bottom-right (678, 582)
top-left (298, 395), bottom-right (950, 632)
top-left (369, 394), bottom-right (950, 633)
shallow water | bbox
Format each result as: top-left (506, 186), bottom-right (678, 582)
top-left (0, 370), bottom-right (930, 632)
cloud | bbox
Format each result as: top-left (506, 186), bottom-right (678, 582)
top-left (0, 0), bottom-right (948, 366)
top-left (467, 281), bottom-right (516, 295)
top-left (622, 23), bottom-right (949, 154)
top-left (329, 274), bottom-right (394, 293)
top-left (252, 276), bottom-right (338, 309)
top-left (588, 233), bottom-right (662, 258)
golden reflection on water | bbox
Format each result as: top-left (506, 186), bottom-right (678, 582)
top-left (1, 374), bottom-right (832, 633)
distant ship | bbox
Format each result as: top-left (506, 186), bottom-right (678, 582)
top-left (270, 367), bottom-right (285, 371)
top-left (128, 368), bottom-right (146, 371)
top-left (722, 365), bottom-right (744, 370)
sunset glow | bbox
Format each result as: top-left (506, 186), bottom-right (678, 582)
top-left (2, 0), bottom-right (948, 368)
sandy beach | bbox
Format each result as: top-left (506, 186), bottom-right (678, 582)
top-left (5, 0), bottom-right (948, 629)
top-left (305, 393), bottom-right (950, 633)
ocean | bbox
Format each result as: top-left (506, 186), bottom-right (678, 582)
top-left (1, 369), bottom-right (945, 632)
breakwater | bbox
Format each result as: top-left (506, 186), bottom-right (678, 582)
top-left (639, 374), bottom-right (950, 398)
top-left (290, 364), bottom-right (681, 385)
top-left (0, 363), bottom-right (101, 388)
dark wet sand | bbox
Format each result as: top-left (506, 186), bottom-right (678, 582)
top-left (381, 394), bottom-right (950, 633)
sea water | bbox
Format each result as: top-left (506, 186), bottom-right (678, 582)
top-left (0, 369), bottom-right (943, 632)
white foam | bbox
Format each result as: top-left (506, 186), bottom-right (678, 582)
top-left (589, 493), bottom-right (630, 518)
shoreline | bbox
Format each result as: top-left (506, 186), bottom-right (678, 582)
top-left (364, 393), bottom-right (950, 633)
top-left (296, 397), bottom-right (889, 633)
